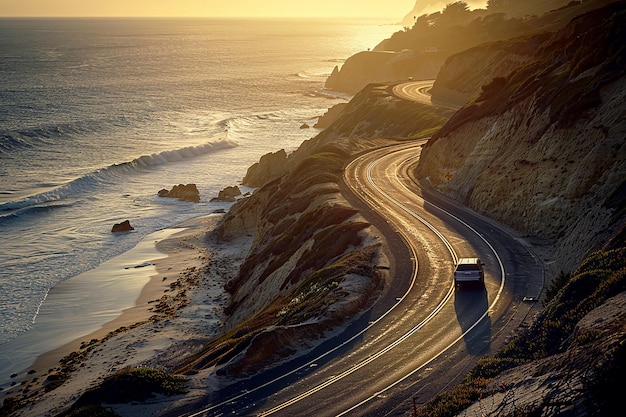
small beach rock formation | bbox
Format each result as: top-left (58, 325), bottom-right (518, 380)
top-left (299, 123), bottom-right (310, 129)
top-left (158, 184), bottom-right (200, 202)
top-left (210, 185), bottom-right (242, 202)
top-left (111, 220), bottom-right (134, 232)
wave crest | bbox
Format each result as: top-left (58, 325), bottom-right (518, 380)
top-left (0, 138), bottom-right (237, 220)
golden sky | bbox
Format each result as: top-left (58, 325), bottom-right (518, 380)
top-left (0, 0), bottom-right (420, 18)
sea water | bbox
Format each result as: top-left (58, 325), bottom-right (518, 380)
top-left (0, 18), bottom-right (398, 355)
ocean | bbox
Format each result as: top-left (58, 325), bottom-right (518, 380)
top-left (0, 18), bottom-right (398, 356)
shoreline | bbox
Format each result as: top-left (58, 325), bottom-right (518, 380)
top-left (0, 213), bottom-right (228, 407)
top-left (29, 224), bottom-right (201, 379)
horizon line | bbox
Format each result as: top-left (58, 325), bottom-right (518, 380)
top-left (0, 15), bottom-right (401, 20)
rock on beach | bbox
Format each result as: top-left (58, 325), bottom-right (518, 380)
top-left (111, 220), bottom-right (134, 232)
top-left (210, 185), bottom-right (242, 202)
top-left (158, 184), bottom-right (200, 203)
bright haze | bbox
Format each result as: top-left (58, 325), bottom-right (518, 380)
top-left (0, 0), bottom-right (421, 18)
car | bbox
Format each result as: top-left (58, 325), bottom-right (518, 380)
top-left (454, 257), bottom-right (485, 288)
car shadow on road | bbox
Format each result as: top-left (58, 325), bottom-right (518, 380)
top-left (454, 284), bottom-right (491, 356)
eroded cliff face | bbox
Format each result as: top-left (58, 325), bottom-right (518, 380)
top-left (429, 33), bottom-right (551, 106)
top-left (415, 2), bottom-right (626, 275)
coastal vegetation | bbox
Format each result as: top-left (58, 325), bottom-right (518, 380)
top-left (59, 368), bottom-right (187, 417)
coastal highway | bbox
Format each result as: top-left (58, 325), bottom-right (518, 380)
top-left (392, 80), bottom-right (436, 106)
top-left (173, 140), bottom-right (544, 417)
top-left (393, 80), bottom-right (464, 110)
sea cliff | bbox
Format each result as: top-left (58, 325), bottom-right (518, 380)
top-left (415, 2), bottom-right (626, 276)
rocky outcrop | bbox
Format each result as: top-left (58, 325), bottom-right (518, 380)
top-left (325, 50), bottom-right (444, 95)
top-left (415, 2), bottom-right (626, 275)
top-left (311, 83), bottom-right (452, 149)
top-left (158, 184), bottom-right (200, 203)
top-left (242, 149), bottom-right (288, 188)
top-left (429, 33), bottom-right (550, 107)
top-left (314, 102), bottom-right (347, 129)
top-left (190, 146), bottom-right (386, 375)
top-left (111, 220), bottom-right (134, 233)
top-left (210, 186), bottom-right (241, 202)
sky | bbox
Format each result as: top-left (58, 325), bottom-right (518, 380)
top-left (0, 1), bottom-right (486, 18)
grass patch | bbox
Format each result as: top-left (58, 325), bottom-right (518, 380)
top-left (72, 367), bottom-right (187, 407)
top-left (61, 406), bottom-right (119, 417)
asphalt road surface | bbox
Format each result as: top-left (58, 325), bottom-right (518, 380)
top-left (172, 140), bottom-right (544, 417)
top-left (393, 80), bottom-right (464, 110)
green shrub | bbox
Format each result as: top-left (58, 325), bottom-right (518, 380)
top-left (73, 367), bottom-right (187, 407)
top-left (63, 406), bottom-right (119, 417)
top-left (544, 271), bottom-right (570, 304)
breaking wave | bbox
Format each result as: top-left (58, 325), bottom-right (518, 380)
top-left (0, 138), bottom-right (237, 221)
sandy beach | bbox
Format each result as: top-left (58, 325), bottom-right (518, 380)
top-left (1, 212), bottom-right (251, 416)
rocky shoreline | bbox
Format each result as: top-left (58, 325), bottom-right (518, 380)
top-left (3, 215), bottom-right (241, 416)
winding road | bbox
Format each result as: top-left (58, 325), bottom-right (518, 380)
top-left (172, 83), bottom-right (543, 417)
top-left (393, 80), bottom-right (464, 110)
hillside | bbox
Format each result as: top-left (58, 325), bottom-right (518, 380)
top-left (327, 0), bottom-right (617, 95)
top-left (416, 1), bottom-right (626, 276)
top-left (400, 0), bottom-right (582, 26)
top-left (194, 0), bottom-right (626, 400)
top-left (410, 2), bottom-right (626, 415)
top-left (174, 84), bottom-right (452, 377)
